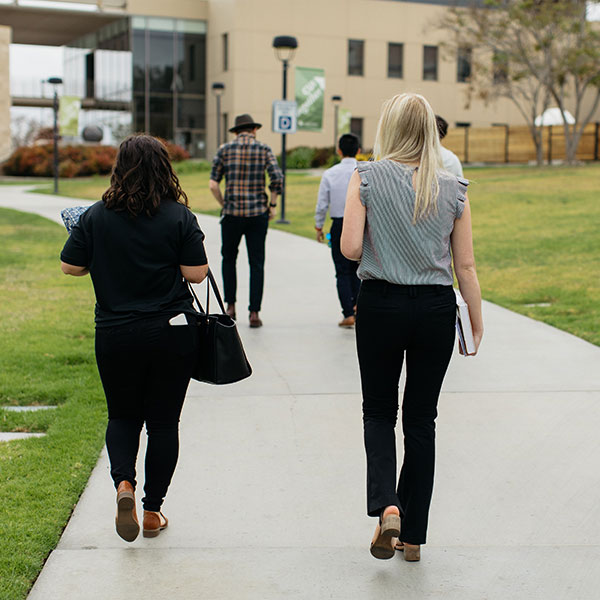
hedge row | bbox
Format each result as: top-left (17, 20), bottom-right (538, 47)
top-left (282, 146), bottom-right (371, 169)
top-left (2, 140), bottom-right (190, 178)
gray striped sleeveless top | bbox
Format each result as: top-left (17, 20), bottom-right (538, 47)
top-left (356, 160), bottom-right (468, 286)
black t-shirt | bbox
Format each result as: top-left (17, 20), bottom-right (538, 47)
top-left (60, 200), bottom-right (208, 327)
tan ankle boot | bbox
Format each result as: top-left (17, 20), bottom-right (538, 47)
top-left (143, 510), bottom-right (169, 538)
top-left (115, 481), bottom-right (139, 542)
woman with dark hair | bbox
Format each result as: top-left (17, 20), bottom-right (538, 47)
top-left (60, 134), bottom-right (208, 542)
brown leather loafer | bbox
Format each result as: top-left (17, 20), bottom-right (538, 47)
top-left (115, 480), bottom-right (139, 542)
top-left (338, 315), bottom-right (355, 328)
top-left (249, 311), bottom-right (263, 328)
top-left (143, 510), bottom-right (169, 538)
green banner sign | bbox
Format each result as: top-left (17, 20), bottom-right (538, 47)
top-left (295, 67), bottom-right (325, 132)
top-left (59, 96), bottom-right (81, 137)
top-left (338, 108), bottom-right (351, 136)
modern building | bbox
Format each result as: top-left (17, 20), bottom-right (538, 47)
top-left (1, 0), bottom-right (598, 162)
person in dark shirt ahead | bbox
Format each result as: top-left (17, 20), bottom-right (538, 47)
top-left (60, 135), bottom-right (208, 542)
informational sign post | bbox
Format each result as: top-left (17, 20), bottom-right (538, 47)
top-left (272, 100), bottom-right (298, 134)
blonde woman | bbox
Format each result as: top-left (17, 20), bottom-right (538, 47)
top-left (341, 94), bottom-right (483, 562)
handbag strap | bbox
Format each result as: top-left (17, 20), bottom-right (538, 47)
top-left (187, 268), bottom-right (227, 315)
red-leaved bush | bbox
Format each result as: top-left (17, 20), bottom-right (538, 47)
top-left (3, 140), bottom-right (190, 178)
top-left (3, 145), bottom-right (118, 178)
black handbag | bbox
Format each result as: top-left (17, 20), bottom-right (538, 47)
top-left (187, 270), bottom-right (252, 385)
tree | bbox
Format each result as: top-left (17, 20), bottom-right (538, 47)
top-left (438, 0), bottom-right (600, 164)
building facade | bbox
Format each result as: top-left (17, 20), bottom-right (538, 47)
top-left (1, 0), bottom-right (598, 161)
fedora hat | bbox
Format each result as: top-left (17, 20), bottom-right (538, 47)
top-left (229, 114), bottom-right (262, 133)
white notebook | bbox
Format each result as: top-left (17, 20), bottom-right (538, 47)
top-left (454, 289), bottom-right (476, 355)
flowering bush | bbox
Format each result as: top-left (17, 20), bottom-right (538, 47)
top-left (3, 145), bottom-right (118, 178)
top-left (158, 139), bottom-right (190, 162)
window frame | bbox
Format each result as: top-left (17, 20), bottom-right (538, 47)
top-left (348, 39), bottom-right (365, 77)
top-left (387, 42), bottom-right (404, 79)
top-left (423, 45), bottom-right (438, 81)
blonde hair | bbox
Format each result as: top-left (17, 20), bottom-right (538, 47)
top-left (373, 93), bottom-right (443, 223)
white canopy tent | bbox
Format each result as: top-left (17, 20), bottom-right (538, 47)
top-left (534, 108), bottom-right (576, 126)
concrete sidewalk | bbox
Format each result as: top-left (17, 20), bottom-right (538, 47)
top-left (2, 188), bottom-right (600, 599)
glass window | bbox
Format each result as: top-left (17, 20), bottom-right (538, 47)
top-left (149, 96), bottom-right (174, 140)
top-left (177, 97), bottom-right (205, 130)
top-left (388, 43), bottom-right (403, 78)
top-left (149, 29), bottom-right (174, 93)
top-left (85, 53), bottom-right (94, 98)
top-left (350, 117), bottom-right (363, 142)
top-left (348, 39), bottom-right (364, 76)
top-left (176, 31), bottom-right (206, 94)
top-left (457, 47), bottom-right (472, 83)
top-left (423, 45), bottom-right (438, 81)
top-left (222, 33), bottom-right (229, 72)
top-left (493, 51), bottom-right (508, 84)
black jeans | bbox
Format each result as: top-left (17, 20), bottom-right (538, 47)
top-left (330, 218), bottom-right (361, 318)
top-left (221, 212), bottom-right (269, 312)
top-left (355, 280), bottom-right (456, 545)
top-left (95, 316), bottom-right (197, 512)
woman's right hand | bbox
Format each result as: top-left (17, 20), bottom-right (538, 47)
top-left (459, 330), bottom-right (483, 356)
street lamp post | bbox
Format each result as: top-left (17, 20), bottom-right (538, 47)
top-left (47, 77), bottom-right (63, 194)
top-left (272, 35), bottom-right (298, 225)
top-left (331, 95), bottom-right (342, 154)
top-left (211, 82), bottom-right (225, 149)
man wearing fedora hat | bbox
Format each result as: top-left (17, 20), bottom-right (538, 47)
top-left (209, 114), bottom-right (283, 328)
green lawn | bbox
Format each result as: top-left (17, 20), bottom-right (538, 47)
top-left (1, 162), bottom-right (599, 596)
top-left (34, 163), bottom-right (600, 346)
top-left (0, 208), bottom-right (105, 600)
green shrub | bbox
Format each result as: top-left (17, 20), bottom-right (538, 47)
top-left (175, 159), bottom-right (212, 174)
top-left (283, 146), bottom-right (315, 169)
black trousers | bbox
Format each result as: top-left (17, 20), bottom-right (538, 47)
top-left (330, 218), bottom-right (361, 318)
top-left (95, 316), bottom-right (197, 512)
top-left (355, 280), bottom-right (456, 545)
top-left (221, 212), bottom-right (269, 312)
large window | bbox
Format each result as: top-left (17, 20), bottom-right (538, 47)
top-left (348, 39), bottom-right (364, 76)
top-left (457, 47), bottom-right (472, 83)
top-left (131, 17), bottom-right (207, 157)
top-left (388, 43), bottom-right (403, 79)
top-left (350, 117), bottom-right (363, 143)
top-left (423, 45), bottom-right (438, 81)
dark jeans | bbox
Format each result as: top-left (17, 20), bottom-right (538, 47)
top-left (355, 280), bottom-right (456, 545)
top-left (330, 218), bottom-right (361, 318)
top-left (221, 212), bottom-right (269, 312)
top-left (95, 316), bottom-right (197, 512)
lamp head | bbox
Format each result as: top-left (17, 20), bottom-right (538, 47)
top-left (211, 82), bottom-right (225, 96)
top-left (273, 35), bottom-right (298, 62)
top-left (47, 77), bottom-right (63, 85)
top-left (331, 95), bottom-right (342, 104)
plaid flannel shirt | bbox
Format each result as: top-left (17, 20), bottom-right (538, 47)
top-left (210, 132), bottom-right (283, 217)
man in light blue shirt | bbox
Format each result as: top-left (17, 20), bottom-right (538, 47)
top-left (314, 134), bottom-right (361, 327)
top-left (436, 115), bottom-right (464, 177)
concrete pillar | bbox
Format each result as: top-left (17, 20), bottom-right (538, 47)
top-left (0, 26), bottom-right (11, 162)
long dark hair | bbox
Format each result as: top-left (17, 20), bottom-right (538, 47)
top-left (102, 134), bottom-right (188, 217)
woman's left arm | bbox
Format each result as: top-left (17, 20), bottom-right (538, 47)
top-left (341, 170), bottom-right (366, 261)
top-left (61, 262), bottom-right (89, 276)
